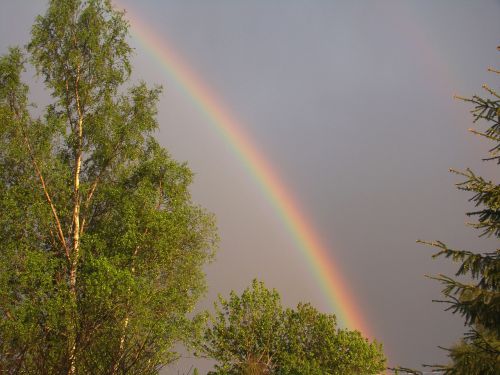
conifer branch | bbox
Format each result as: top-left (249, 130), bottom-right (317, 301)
top-left (487, 67), bottom-right (500, 75)
top-left (482, 83), bottom-right (500, 99)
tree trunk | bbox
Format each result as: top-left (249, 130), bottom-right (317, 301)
top-left (68, 80), bottom-right (83, 374)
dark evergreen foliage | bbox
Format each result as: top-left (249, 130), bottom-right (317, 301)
top-left (420, 46), bottom-right (500, 374)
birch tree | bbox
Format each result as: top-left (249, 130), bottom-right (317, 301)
top-left (0, 1), bottom-right (217, 374)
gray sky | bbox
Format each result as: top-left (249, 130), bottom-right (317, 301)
top-left (1, 1), bottom-right (499, 373)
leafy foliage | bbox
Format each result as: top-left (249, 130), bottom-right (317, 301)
top-left (0, 1), bottom-right (217, 374)
top-left (202, 280), bottom-right (386, 375)
top-left (420, 46), bottom-right (500, 374)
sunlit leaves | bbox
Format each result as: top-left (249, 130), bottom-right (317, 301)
top-left (0, 1), bottom-right (217, 373)
top-left (203, 280), bottom-right (386, 375)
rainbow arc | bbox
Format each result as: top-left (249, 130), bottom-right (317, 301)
top-left (120, 5), bottom-right (371, 337)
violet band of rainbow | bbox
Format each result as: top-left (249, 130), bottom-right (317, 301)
top-left (119, 4), bottom-right (372, 338)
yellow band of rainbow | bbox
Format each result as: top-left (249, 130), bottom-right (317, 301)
top-left (121, 6), bottom-right (371, 338)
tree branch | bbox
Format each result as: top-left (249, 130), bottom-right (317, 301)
top-left (16, 114), bottom-right (70, 260)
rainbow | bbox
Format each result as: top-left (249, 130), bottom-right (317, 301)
top-left (118, 4), bottom-right (371, 337)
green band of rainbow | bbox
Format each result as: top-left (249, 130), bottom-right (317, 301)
top-left (122, 6), bottom-right (371, 337)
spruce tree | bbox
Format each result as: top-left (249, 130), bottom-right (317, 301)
top-left (420, 46), bottom-right (500, 374)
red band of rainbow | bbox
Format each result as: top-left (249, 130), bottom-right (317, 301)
top-left (119, 4), bottom-right (372, 338)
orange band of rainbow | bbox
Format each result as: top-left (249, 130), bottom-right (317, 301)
top-left (120, 5), bottom-right (371, 338)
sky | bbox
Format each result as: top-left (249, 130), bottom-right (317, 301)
top-left (1, 1), bottom-right (499, 373)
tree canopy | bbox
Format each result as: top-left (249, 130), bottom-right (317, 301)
top-left (0, 1), bottom-right (394, 374)
top-left (0, 1), bottom-right (217, 374)
top-left (202, 280), bottom-right (386, 375)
